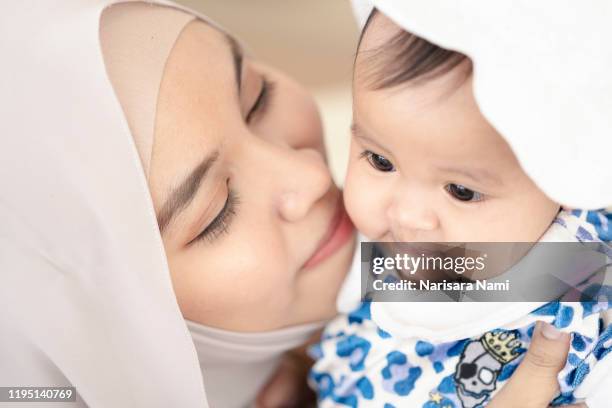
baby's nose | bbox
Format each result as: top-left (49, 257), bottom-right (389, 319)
top-left (387, 199), bottom-right (439, 241)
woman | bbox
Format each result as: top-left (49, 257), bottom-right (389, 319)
top-left (0, 1), bottom-right (588, 407)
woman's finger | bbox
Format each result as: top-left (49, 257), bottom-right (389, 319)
top-left (255, 351), bottom-right (315, 408)
top-left (255, 357), bottom-right (301, 408)
top-left (488, 321), bottom-right (571, 408)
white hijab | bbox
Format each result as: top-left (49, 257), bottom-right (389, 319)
top-left (352, 0), bottom-right (612, 209)
top-left (0, 1), bottom-right (319, 407)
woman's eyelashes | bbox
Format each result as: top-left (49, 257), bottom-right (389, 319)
top-left (191, 189), bottom-right (240, 245)
top-left (360, 150), bottom-right (396, 172)
top-left (189, 74), bottom-right (272, 247)
top-left (246, 76), bottom-right (276, 123)
top-left (445, 183), bottom-right (484, 202)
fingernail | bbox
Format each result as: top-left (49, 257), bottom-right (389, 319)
top-left (540, 321), bottom-right (562, 340)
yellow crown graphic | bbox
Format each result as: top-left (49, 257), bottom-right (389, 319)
top-left (480, 331), bottom-right (522, 364)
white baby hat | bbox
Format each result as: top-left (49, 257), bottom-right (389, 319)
top-left (352, 0), bottom-right (612, 210)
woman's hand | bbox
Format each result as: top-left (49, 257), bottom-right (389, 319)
top-left (255, 348), bottom-right (316, 408)
top-left (488, 321), bottom-right (586, 408)
top-left (256, 330), bottom-right (321, 408)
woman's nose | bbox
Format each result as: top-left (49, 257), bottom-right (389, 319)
top-left (386, 193), bottom-right (439, 241)
top-left (275, 147), bottom-right (332, 222)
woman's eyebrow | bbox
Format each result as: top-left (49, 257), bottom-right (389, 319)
top-left (157, 151), bottom-right (220, 234)
top-left (223, 33), bottom-right (243, 93)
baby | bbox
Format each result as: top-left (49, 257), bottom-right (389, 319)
top-left (309, 9), bottom-right (612, 408)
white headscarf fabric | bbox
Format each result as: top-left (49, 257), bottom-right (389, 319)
top-left (351, 0), bottom-right (612, 209)
top-left (0, 0), bottom-right (208, 406)
top-left (0, 1), bottom-right (320, 407)
top-left (100, 2), bottom-right (195, 177)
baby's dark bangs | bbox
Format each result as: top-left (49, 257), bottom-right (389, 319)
top-left (358, 9), bottom-right (471, 90)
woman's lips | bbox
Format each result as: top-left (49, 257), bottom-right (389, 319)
top-left (302, 199), bottom-right (354, 270)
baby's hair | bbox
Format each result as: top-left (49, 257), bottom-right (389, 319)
top-left (358, 9), bottom-right (472, 90)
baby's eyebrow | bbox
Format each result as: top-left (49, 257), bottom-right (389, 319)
top-left (350, 122), bottom-right (392, 154)
top-left (436, 165), bottom-right (502, 185)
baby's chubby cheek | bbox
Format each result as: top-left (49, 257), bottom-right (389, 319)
top-left (343, 160), bottom-right (386, 240)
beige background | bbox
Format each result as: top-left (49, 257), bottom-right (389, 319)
top-left (176, 0), bottom-right (360, 184)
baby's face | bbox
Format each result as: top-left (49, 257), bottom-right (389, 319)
top-left (344, 14), bottom-right (559, 242)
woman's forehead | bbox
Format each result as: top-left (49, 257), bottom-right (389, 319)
top-left (160, 20), bottom-right (239, 105)
top-left (149, 20), bottom-right (241, 208)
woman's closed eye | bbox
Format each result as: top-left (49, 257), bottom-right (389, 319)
top-left (246, 76), bottom-right (275, 124)
top-left (360, 150), bottom-right (396, 172)
top-left (445, 183), bottom-right (484, 202)
top-left (190, 188), bottom-right (240, 245)
top-left (189, 74), bottom-right (273, 246)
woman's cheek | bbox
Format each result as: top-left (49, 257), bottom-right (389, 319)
top-left (178, 245), bottom-right (291, 326)
top-left (232, 232), bottom-right (297, 301)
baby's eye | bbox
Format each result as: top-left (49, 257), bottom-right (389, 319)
top-left (360, 150), bottom-right (396, 172)
top-left (445, 183), bottom-right (484, 202)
